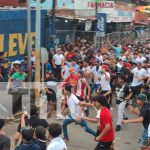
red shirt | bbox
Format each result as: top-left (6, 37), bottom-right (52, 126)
top-left (65, 74), bottom-right (79, 92)
top-left (99, 108), bottom-right (114, 142)
top-left (65, 74), bottom-right (78, 86)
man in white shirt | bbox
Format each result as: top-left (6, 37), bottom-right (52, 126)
top-left (95, 51), bottom-right (103, 63)
top-left (47, 123), bottom-right (67, 150)
top-left (62, 85), bottom-right (96, 142)
top-left (131, 62), bottom-right (148, 97)
top-left (61, 64), bottom-right (70, 81)
top-left (92, 63), bottom-right (102, 92)
top-left (135, 52), bottom-right (146, 65)
top-left (52, 48), bottom-right (64, 81)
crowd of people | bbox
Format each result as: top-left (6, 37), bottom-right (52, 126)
top-left (0, 37), bottom-right (150, 150)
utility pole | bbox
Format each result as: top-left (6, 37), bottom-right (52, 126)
top-left (48, 0), bottom-right (57, 49)
top-left (27, 0), bottom-right (31, 82)
top-left (35, 0), bottom-right (41, 105)
top-left (95, 0), bottom-right (99, 51)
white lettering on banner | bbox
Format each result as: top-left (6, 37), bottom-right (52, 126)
top-left (97, 17), bottom-right (104, 32)
top-left (97, 15), bottom-right (105, 37)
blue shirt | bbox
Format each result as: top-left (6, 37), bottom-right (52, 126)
top-left (46, 63), bottom-right (52, 72)
top-left (113, 47), bottom-right (122, 58)
top-left (15, 143), bottom-right (41, 150)
top-left (66, 62), bottom-right (79, 73)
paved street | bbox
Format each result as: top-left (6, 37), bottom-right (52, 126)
top-left (2, 98), bottom-right (142, 150)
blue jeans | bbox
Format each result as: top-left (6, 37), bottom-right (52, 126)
top-left (140, 128), bottom-right (148, 147)
top-left (62, 115), bottom-right (96, 138)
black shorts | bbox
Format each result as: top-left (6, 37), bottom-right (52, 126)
top-left (46, 89), bottom-right (56, 102)
top-left (95, 141), bottom-right (112, 150)
top-left (131, 84), bottom-right (143, 97)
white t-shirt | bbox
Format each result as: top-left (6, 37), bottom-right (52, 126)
top-left (148, 68), bottom-right (150, 77)
top-left (135, 56), bottom-right (146, 64)
top-left (82, 66), bottom-right (92, 84)
top-left (67, 94), bottom-right (81, 119)
top-left (131, 68), bottom-right (148, 87)
top-left (148, 124), bottom-right (150, 138)
top-left (96, 55), bottom-right (103, 63)
top-left (100, 72), bottom-right (111, 91)
top-left (53, 54), bottom-right (64, 65)
top-left (31, 56), bottom-right (35, 63)
top-left (47, 137), bottom-right (67, 150)
top-left (96, 109), bottom-right (101, 119)
top-left (62, 65), bottom-right (70, 80)
top-left (92, 66), bottom-right (102, 84)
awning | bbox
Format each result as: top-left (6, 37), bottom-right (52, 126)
top-left (56, 9), bottom-right (96, 21)
top-left (56, 15), bottom-right (96, 21)
top-left (134, 21), bottom-right (149, 25)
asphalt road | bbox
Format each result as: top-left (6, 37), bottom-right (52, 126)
top-left (0, 90), bottom-right (142, 150)
top-left (2, 107), bottom-right (142, 150)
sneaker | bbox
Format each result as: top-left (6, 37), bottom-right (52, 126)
top-left (63, 137), bottom-right (70, 143)
top-left (110, 107), bottom-right (114, 111)
top-left (56, 113), bottom-right (65, 120)
top-left (115, 125), bottom-right (121, 131)
top-left (137, 137), bottom-right (142, 143)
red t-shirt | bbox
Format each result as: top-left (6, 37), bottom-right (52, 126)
top-left (99, 108), bottom-right (114, 142)
top-left (65, 74), bottom-right (78, 93)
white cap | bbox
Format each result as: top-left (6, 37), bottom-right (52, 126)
top-left (13, 60), bottom-right (21, 65)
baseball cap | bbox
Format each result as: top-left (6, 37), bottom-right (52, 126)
top-left (124, 62), bottom-right (132, 69)
top-left (102, 64), bottom-right (109, 71)
top-left (69, 67), bottom-right (75, 73)
top-left (137, 94), bottom-right (148, 103)
top-left (13, 60), bottom-right (21, 65)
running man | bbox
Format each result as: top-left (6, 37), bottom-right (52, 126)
top-left (62, 85), bottom-right (96, 142)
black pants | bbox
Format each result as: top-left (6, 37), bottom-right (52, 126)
top-left (12, 93), bottom-right (22, 114)
top-left (95, 141), bottom-right (112, 150)
top-left (131, 84), bottom-right (143, 97)
top-left (54, 65), bottom-right (61, 81)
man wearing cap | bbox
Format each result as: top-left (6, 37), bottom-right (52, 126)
top-left (122, 94), bottom-right (150, 150)
top-left (52, 48), bottom-right (65, 81)
top-left (131, 61), bottom-right (148, 97)
top-left (99, 65), bottom-right (112, 106)
top-left (9, 60), bottom-right (21, 78)
top-left (65, 67), bottom-right (78, 90)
